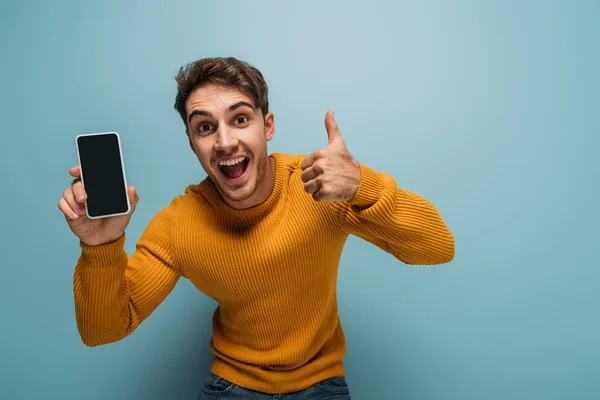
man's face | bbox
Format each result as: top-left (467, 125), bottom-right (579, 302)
top-left (185, 84), bottom-right (275, 208)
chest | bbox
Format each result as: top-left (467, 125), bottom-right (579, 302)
top-left (175, 198), bottom-right (347, 302)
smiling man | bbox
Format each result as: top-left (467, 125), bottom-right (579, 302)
top-left (182, 81), bottom-right (276, 210)
top-left (59, 57), bottom-right (455, 399)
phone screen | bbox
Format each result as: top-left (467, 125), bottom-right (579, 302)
top-left (76, 133), bottom-right (130, 218)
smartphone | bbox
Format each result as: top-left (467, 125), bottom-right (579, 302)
top-left (75, 132), bottom-right (131, 219)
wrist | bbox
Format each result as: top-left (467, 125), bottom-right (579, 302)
top-left (348, 163), bottom-right (384, 208)
top-left (81, 233), bottom-right (124, 247)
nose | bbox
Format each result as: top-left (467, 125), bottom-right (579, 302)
top-left (214, 127), bottom-right (239, 153)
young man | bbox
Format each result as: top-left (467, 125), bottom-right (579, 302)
top-left (59, 57), bottom-right (455, 399)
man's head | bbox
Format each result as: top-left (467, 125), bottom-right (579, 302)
top-left (174, 57), bottom-right (275, 209)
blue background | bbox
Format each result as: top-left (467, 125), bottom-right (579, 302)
top-left (1, 1), bottom-right (598, 399)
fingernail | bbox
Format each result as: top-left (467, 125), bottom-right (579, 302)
top-left (77, 194), bottom-right (84, 202)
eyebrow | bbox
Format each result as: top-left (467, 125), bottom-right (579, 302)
top-left (187, 101), bottom-right (255, 127)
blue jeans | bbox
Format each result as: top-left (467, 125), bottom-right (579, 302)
top-left (197, 372), bottom-right (352, 399)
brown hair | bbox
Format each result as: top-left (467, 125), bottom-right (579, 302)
top-left (174, 57), bottom-right (269, 129)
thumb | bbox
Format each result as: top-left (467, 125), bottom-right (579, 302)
top-left (128, 186), bottom-right (140, 212)
top-left (325, 110), bottom-right (343, 144)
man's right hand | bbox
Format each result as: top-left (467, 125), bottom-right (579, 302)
top-left (58, 166), bottom-right (140, 246)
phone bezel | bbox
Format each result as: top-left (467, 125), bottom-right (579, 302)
top-left (75, 131), bottom-right (131, 219)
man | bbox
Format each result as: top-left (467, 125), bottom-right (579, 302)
top-left (58, 57), bottom-right (455, 399)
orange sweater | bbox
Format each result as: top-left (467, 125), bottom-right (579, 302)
top-left (74, 152), bottom-right (454, 394)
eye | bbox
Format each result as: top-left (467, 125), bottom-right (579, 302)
top-left (197, 124), bottom-right (213, 133)
top-left (235, 116), bottom-right (249, 125)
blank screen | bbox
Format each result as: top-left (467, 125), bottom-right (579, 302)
top-left (77, 133), bottom-right (129, 218)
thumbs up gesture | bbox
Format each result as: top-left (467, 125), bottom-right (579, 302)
top-left (300, 110), bottom-right (361, 202)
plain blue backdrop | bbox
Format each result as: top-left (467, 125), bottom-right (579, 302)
top-left (1, 1), bottom-right (598, 399)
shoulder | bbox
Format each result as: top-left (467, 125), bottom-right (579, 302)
top-left (152, 193), bottom-right (187, 219)
top-left (272, 152), bottom-right (307, 172)
top-left (150, 190), bottom-right (201, 223)
top-left (183, 178), bottom-right (209, 198)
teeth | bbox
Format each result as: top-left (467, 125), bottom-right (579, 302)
top-left (218, 156), bottom-right (247, 167)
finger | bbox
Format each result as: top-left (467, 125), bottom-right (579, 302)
top-left (69, 167), bottom-right (86, 202)
top-left (63, 187), bottom-right (87, 216)
top-left (312, 189), bottom-right (326, 202)
top-left (58, 198), bottom-right (81, 220)
top-left (304, 179), bottom-right (321, 195)
top-left (71, 179), bottom-right (87, 203)
top-left (128, 186), bottom-right (140, 211)
top-left (300, 154), bottom-right (314, 170)
top-left (69, 166), bottom-right (81, 178)
top-left (300, 164), bottom-right (320, 183)
top-left (300, 149), bottom-right (324, 170)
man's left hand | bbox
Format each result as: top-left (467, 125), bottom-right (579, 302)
top-left (300, 110), bottom-right (361, 202)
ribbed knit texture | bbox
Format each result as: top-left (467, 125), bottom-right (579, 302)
top-left (73, 152), bottom-right (454, 394)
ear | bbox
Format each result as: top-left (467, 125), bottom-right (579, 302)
top-left (185, 130), bottom-right (195, 152)
top-left (264, 112), bottom-right (275, 142)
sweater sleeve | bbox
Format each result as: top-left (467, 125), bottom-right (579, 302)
top-left (73, 196), bottom-right (182, 346)
top-left (334, 163), bottom-right (455, 265)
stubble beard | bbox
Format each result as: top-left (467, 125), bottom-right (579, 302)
top-left (215, 143), bottom-right (268, 203)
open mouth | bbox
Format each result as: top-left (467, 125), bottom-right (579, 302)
top-left (218, 157), bottom-right (250, 182)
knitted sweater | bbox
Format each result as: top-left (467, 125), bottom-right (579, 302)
top-left (73, 152), bottom-right (454, 394)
